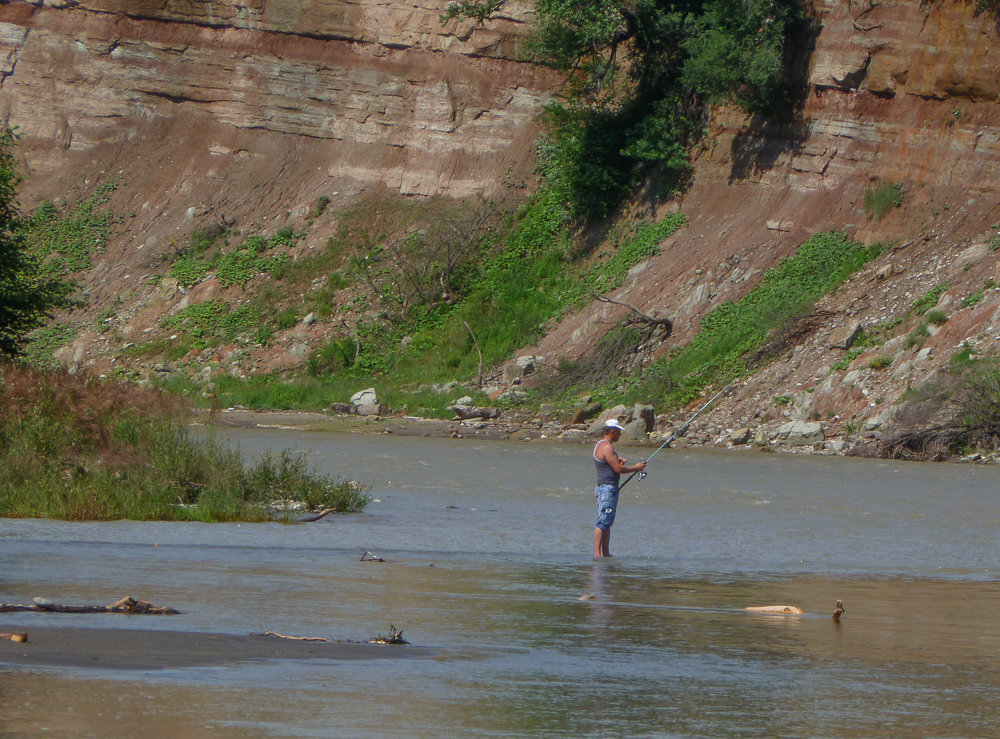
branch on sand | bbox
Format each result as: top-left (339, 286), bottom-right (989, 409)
top-left (0, 596), bottom-right (180, 615)
top-left (258, 630), bottom-right (330, 642)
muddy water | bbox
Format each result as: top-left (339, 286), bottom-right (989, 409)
top-left (2, 429), bottom-right (999, 737)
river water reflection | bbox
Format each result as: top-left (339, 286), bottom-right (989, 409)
top-left (2, 428), bottom-right (999, 737)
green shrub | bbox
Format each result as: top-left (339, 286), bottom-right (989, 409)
top-left (905, 324), bottom-right (930, 349)
top-left (925, 309), bottom-right (949, 325)
top-left (868, 355), bottom-right (892, 370)
top-left (863, 182), bottom-right (903, 220)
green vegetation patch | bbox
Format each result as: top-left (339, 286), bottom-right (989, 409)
top-left (160, 300), bottom-right (265, 351)
top-left (0, 363), bottom-right (368, 521)
top-left (587, 214), bottom-right (687, 296)
top-left (863, 182), bottom-right (903, 220)
top-left (24, 183), bottom-right (120, 277)
top-left (168, 231), bottom-right (291, 289)
top-left (912, 283), bottom-right (948, 315)
top-left (636, 232), bottom-right (883, 406)
top-left (19, 322), bottom-right (78, 368)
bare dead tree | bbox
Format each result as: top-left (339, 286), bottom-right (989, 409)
top-left (464, 320), bottom-right (484, 386)
top-left (880, 365), bottom-right (1000, 460)
top-left (593, 294), bottom-right (673, 344)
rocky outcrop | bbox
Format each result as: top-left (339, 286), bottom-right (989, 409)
top-left (0, 1), bottom-right (554, 206)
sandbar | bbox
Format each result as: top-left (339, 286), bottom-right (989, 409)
top-left (0, 624), bottom-right (428, 671)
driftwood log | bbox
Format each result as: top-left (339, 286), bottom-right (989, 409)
top-left (0, 596), bottom-right (179, 615)
top-left (449, 406), bottom-right (499, 420)
top-left (742, 605), bottom-right (803, 615)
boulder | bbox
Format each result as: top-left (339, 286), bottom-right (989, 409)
top-left (621, 418), bottom-right (649, 441)
top-left (355, 403), bottom-right (388, 417)
top-left (516, 355), bottom-right (545, 374)
top-left (729, 427), bottom-right (751, 445)
top-left (772, 420), bottom-right (825, 445)
top-left (449, 406), bottom-right (499, 420)
top-left (633, 404), bottom-right (655, 432)
top-left (351, 387), bottom-right (379, 406)
top-left (830, 321), bottom-right (863, 349)
top-left (570, 401), bottom-right (602, 424)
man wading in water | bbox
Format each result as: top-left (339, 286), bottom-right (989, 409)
top-left (593, 419), bottom-right (646, 558)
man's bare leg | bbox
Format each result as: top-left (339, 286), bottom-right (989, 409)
top-left (594, 527), bottom-right (611, 558)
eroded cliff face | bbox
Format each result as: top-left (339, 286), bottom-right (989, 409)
top-left (0, 0), bottom-right (549, 206)
top-left (523, 0), bottom-right (1000, 447)
top-left (3, 0), bottom-right (1000, 448)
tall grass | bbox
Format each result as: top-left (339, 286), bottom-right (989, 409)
top-left (0, 363), bottom-right (368, 520)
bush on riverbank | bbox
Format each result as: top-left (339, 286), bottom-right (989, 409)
top-left (0, 362), bottom-right (368, 521)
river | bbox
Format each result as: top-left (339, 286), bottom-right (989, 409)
top-left (2, 428), bottom-right (999, 737)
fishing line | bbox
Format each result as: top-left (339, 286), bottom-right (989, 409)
top-left (618, 380), bottom-right (737, 491)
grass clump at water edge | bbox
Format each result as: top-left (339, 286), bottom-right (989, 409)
top-left (0, 363), bottom-right (369, 521)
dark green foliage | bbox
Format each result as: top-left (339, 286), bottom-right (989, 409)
top-left (0, 129), bottom-right (73, 357)
top-left (455, 0), bottom-right (813, 216)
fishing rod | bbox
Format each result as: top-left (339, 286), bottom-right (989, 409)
top-left (618, 380), bottom-right (737, 491)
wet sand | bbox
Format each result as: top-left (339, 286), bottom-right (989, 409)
top-left (0, 624), bottom-right (428, 670)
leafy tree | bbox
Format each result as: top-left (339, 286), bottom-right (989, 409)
top-left (446, 0), bottom-right (811, 217)
top-left (0, 129), bottom-right (71, 357)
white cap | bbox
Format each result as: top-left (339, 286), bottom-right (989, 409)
top-left (603, 419), bottom-right (625, 431)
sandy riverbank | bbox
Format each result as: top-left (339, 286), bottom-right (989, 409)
top-left (198, 408), bottom-right (598, 444)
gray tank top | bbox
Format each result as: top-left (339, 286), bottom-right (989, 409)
top-left (594, 440), bottom-right (620, 486)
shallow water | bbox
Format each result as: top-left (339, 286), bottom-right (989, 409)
top-left (2, 429), bottom-right (999, 737)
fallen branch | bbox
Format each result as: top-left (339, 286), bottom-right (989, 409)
top-left (259, 630), bottom-right (330, 642)
top-left (368, 624), bottom-right (408, 644)
top-left (361, 550), bottom-right (385, 562)
top-left (298, 507), bottom-right (337, 522)
top-left (0, 595), bottom-right (179, 615)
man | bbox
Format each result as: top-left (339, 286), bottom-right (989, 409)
top-left (592, 419), bottom-right (646, 558)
